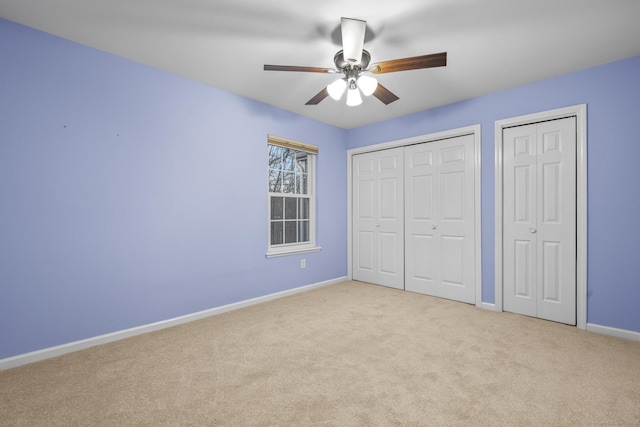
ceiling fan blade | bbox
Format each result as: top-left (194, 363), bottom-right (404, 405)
top-left (264, 65), bottom-right (335, 73)
top-left (341, 17), bottom-right (366, 65)
top-left (372, 83), bottom-right (400, 105)
top-left (305, 87), bottom-right (330, 105)
top-left (370, 52), bottom-right (447, 74)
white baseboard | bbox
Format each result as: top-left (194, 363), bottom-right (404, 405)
top-left (587, 323), bottom-right (640, 342)
top-left (0, 276), bottom-right (347, 371)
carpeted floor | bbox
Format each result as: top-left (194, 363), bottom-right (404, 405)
top-left (1, 281), bottom-right (639, 426)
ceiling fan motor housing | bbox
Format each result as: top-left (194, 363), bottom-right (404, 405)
top-left (334, 49), bottom-right (371, 71)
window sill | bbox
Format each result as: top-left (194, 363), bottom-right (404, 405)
top-left (266, 246), bottom-right (322, 258)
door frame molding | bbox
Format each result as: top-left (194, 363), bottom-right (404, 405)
top-left (347, 125), bottom-right (483, 308)
top-left (494, 104), bottom-right (587, 329)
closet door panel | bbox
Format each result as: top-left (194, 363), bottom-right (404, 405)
top-left (503, 117), bottom-right (576, 324)
top-left (405, 144), bottom-right (438, 295)
top-left (406, 135), bottom-right (476, 304)
top-left (352, 148), bottom-right (404, 289)
top-left (536, 118), bottom-right (576, 324)
top-left (503, 124), bottom-right (538, 317)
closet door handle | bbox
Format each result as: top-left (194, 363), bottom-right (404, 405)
top-left (432, 225), bottom-right (437, 230)
top-left (530, 228), bottom-right (537, 233)
top-left (376, 224), bottom-right (380, 228)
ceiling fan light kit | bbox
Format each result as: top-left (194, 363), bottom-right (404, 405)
top-left (264, 17), bottom-right (447, 107)
top-left (326, 51), bottom-right (379, 102)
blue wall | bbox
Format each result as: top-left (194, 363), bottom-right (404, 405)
top-left (0, 19), bottom-right (348, 359)
top-left (348, 55), bottom-right (640, 334)
top-left (2, 17), bottom-right (639, 360)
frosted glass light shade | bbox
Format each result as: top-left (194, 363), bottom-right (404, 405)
top-left (346, 87), bottom-right (362, 106)
top-left (327, 78), bottom-right (347, 100)
top-left (357, 75), bottom-right (378, 96)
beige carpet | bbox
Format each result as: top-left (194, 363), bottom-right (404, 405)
top-left (1, 281), bottom-right (639, 426)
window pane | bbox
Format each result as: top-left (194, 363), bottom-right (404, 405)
top-left (283, 149), bottom-right (295, 171)
top-left (299, 198), bottom-right (309, 219)
top-left (285, 197), bottom-right (297, 219)
top-left (271, 221), bottom-right (283, 245)
top-left (296, 153), bottom-right (307, 173)
top-left (269, 170), bottom-right (282, 192)
top-left (301, 173), bottom-right (308, 194)
top-left (268, 145), bottom-right (284, 170)
top-left (298, 220), bottom-right (309, 242)
top-left (284, 221), bottom-right (297, 243)
top-left (283, 172), bottom-right (295, 193)
top-left (271, 197), bottom-right (284, 220)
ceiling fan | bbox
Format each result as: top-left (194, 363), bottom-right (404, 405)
top-left (264, 17), bottom-right (447, 106)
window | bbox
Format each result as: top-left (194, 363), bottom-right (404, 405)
top-left (267, 135), bottom-right (320, 257)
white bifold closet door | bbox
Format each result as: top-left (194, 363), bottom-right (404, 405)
top-left (502, 117), bottom-right (576, 325)
top-left (352, 147), bottom-right (404, 290)
top-left (404, 135), bottom-right (476, 303)
top-left (352, 135), bottom-right (476, 305)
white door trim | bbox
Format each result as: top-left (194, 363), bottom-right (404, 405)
top-left (347, 125), bottom-right (483, 307)
top-left (495, 104), bottom-right (587, 329)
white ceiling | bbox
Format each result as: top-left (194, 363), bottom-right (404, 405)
top-left (2, 0), bottom-right (640, 129)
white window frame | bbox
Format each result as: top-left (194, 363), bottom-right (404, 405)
top-left (266, 135), bottom-right (321, 258)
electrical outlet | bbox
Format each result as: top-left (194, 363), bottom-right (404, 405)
top-left (301, 259), bottom-right (306, 269)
